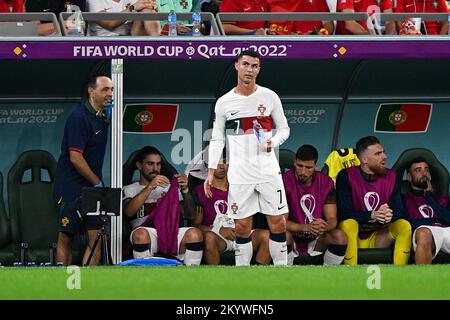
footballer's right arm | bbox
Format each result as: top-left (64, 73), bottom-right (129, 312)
top-left (123, 184), bottom-right (154, 218)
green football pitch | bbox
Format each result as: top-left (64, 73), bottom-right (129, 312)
top-left (1, 264), bottom-right (450, 300)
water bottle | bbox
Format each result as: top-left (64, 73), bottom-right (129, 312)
top-left (75, 11), bottom-right (86, 36)
top-left (168, 10), bottom-right (177, 37)
top-left (253, 120), bottom-right (267, 146)
top-left (192, 11), bottom-right (201, 36)
top-left (67, 10), bottom-right (85, 36)
top-left (448, 14), bottom-right (450, 36)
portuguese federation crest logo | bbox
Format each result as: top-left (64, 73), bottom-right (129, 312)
top-left (388, 110), bottom-right (407, 126)
top-left (135, 111), bottom-right (154, 126)
top-left (231, 202), bottom-right (239, 214)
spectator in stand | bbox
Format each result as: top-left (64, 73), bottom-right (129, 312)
top-left (87, 0), bottom-right (159, 36)
top-left (395, 0), bottom-right (449, 35)
top-left (267, 0), bottom-right (334, 35)
top-left (0, 0), bottom-right (24, 12)
top-left (220, 0), bottom-right (272, 35)
top-left (26, 0), bottom-right (86, 36)
top-left (336, 0), bottom-right (396, 34)
top-left (156, 0), bottom-right (196, 36)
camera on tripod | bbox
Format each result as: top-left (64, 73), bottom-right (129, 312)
top-left (81, 187), bottom-right (121, 265)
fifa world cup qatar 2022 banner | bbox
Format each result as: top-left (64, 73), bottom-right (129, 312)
top-left (1, 39), bottom-right (450, 60)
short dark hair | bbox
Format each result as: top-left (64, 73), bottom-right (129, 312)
top-left (295, 145), bottom-right (318, 163)
top-left (408, 157), bottom-right (429, 173)
top-left (85, 75), bottom-right (108, 100)
top-left (237, 49), bottom-right (260, 62)
top-left (136, 146), bottom-right (162, 163)
top-left (355, 136), bottom-right (381, 157)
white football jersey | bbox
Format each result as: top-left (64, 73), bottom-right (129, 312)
top-left (122, 181), bottom-right (183, 229)
top-left (208, 85), bottom-right (290, 184)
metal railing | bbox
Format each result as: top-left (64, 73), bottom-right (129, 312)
top-left (59, 12), bottom-right (220, 36)
top-left (0, 12), bottom-right (448, 37)
top-left (0, 13), bottom-right (61, 36)
top-left (216, 12), bottom-right (450, 36)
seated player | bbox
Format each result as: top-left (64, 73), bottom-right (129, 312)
top-left (403, 158), bottom-right (450, 264)
top-left (337, 136), bottom-right (411, 265)
top-left (123, 146), bottom-right (203, 266)
top-left (283, 145), bottom-right (347, 265)
top-left (194, 152), bottom-right (271, 265)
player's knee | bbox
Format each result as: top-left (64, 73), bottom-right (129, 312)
top-left (185, 227), bottom-right (203, 243)
top-left (204, 231), bottom-right (218, 249)
top-left (235, 223), bottom-right (252, 237)
top-left (268, 215), bottom-right (286, 233)
top-left (393, 219), bottom-right (412, 235)
top-left (339, 219), bottom-right (359, 236)
top-left (58, 232), bottom-right (72, 247)
top-left (415, 228), bottom-right (433, 247)
top-left (132, 228), bottom-right (151, 244)
top-left (330, 229), bottom-right (348, 245)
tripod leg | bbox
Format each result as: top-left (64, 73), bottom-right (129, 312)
top-left (102, 233), bottom-right (111, 265)
top-left (85, 233), bottom-right (102, 266)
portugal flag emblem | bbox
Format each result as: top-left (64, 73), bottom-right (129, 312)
top-left (124, 104), bottom-right (178, 134)
top-left (374, 103), bottom-right (432, 133)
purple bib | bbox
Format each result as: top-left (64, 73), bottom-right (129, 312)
top-left (404, 192), bottom-right (449, 227)
top-left (347, 166), bottom-right (397, 237)
top-left (283, 170), bottom-right (334, 255)
top-left (140, 177), bottom-right (180, 255)
top-left (196, 184), bottom-right (228, 227)
top-left (347, 166), bottom-right (396, 212)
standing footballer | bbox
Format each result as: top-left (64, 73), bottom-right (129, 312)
top-left (204, 50), bottom-right (290, 266)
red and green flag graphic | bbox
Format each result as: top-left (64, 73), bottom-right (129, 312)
top-left (123, 104), bottom-right (178, 133)
top-left (374, 103), bottom-right (432, 133)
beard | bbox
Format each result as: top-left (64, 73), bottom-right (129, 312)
top-left (412, 178), bottom-right (428, 189)
top-left (297, 174), bottom-right (312, 185)
top-left (369, 163), bottom-right (386, 176)
top-left (143, 171), bottom-right (159, 182)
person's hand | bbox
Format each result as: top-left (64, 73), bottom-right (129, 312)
top-left (176, 23), bottom-right (192, 35)
top-left (255, 28), bottom-right (267, 35)
top-left (384, 210), bottom-right (393, 224)
top-left (134, 0), bottom-right (156, 11)
top-left (266, 28), bottom-right (277, 35)
top-left (425, 177), bottom-right (433, 193)
top-left (175, 173), bottom-right (189, 194)
top-left (149, 175), bottom-right (170, 189)
top-left (371, 204), bottom-right (390, 224)
top-left (266, 139), bottom-right (272, 152)
top-left (94, 181), bottom-right (104, 188)
top-left (103, 100), bottom-right (114, 121)
top-left (204, 170), bottom-right (214, 199)
top-left (219, 227), bottom-right (236, 240)
top-left (309, 219), bottom-right (328, 236)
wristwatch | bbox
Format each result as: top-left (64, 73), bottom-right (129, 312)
top-left (128, 4), bottom-right (135, 12)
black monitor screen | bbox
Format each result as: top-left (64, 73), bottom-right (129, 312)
top-left (81, 187), bottom-right (121, 216)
